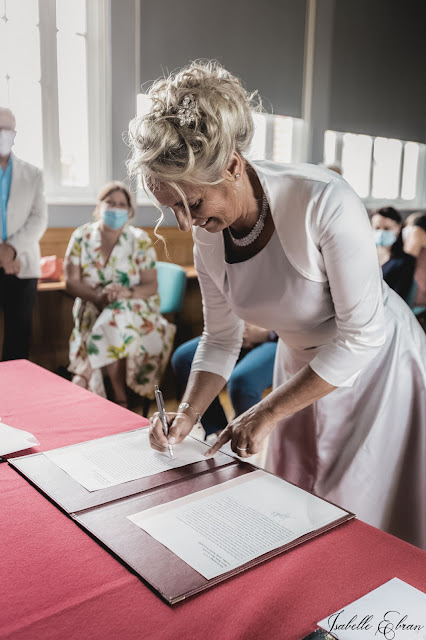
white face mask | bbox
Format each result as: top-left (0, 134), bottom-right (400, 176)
top-left (0, 130), bottom-right (16, 156)
top-left (373, 229), bottom-right (397, 247)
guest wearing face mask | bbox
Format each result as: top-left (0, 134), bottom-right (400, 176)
top-left (64, 181), bottom-right (175, 407)
top-left (371, 206), bottom-right (415, 301)
top-left (403, 213), bottom-right (426, 308)
top-left (0, 106), bottom-right (47, 360)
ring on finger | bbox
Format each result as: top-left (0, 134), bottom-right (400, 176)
top-left (236, 446), bottom-right (248, 451)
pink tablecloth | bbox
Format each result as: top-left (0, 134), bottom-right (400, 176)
top-left (1, 360), bottom-right (425, 640)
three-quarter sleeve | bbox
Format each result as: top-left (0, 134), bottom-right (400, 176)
top-left (191, 244), bottom-right (244, 380)
top-left (309, 179), bottom-right (386, 387)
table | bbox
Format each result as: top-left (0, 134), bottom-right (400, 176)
top-left (1, 360), bottom-right (425, 640)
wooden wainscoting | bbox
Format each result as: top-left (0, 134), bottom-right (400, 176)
top-left (39, 225), bottom-right (195, 268)
top-left (39, 227), bottom-right (74, 261)
top-left (30, 288), bottom-right (75, 372)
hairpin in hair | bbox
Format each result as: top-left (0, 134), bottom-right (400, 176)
top-left (176, 94), bottom-right (196, 127)
top-left (149, 94), bottom-right (165, 118)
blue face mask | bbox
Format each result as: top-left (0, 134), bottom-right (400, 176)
top-left (102, 208), bottom-right (128, 230)
top-left (373, 229), bottom-right (396, 247)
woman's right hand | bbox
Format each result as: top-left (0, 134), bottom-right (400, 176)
top-left (149, 411), bottom-right (195, 452)
top-left (3, 258), bottom-right (21, 275)
top-left (94, 289), bottom-right (111, 310)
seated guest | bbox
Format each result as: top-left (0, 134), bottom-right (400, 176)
top-left (403, 213), bottom-right (426, 309)
top-left (371, 206), bottom-right (415, 301)
top-left (64, 181), bottom-right (175, 407)
top-left (172, 323), bottom-right (277, 437)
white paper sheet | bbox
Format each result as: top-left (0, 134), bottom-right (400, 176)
top-left (318, 578), bottom-right (426, 640)
top-left (128, 469), bottom-right (347, 579)
top-left (44, 430), bottom-right (208, 491)
top-left (0, 420), bottom-right (39, 455)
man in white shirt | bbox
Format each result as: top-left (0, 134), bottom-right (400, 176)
top-left (0, 107), bottom-right (48, 360)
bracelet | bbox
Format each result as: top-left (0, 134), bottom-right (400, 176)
top-left (178, 401), bottom-right (202, 425)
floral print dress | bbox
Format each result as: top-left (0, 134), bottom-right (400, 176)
top-left (65, 221), bottom-right (175, 399)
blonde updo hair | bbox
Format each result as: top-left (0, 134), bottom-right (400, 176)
top-left (127, 60), bottom-right (261, 196)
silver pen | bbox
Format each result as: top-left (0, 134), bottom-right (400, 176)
top-left (154, 385), bottom-right (174, 458)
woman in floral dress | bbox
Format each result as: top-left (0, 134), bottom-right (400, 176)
top-left (64, 182), bottom-right (175, 406)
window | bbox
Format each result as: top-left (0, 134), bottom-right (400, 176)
top-left (56, 0), bottom-right (90, 187)
top-left (401, 142), bottom-right (420, 201)
top-left (0, 0), bottom-right (109, 201)
top-left (324, 130), bottom-right (425, 207)
top-left (341, 133), bottom-right (372, 199)
top-left (0, 0), bottom-right (43, 168)
top-left (248, 112), bottom-right (304, 165)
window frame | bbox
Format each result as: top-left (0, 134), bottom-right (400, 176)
top-left (38, 0), bottom-right (111, 204)
top-left (326, 130), bottom-right (426, 210)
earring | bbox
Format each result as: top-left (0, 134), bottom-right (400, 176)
top-left (235, 173), bottom-right (241, 180)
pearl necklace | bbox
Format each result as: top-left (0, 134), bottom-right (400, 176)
top-left (228, 194), bottom-right (269, 247)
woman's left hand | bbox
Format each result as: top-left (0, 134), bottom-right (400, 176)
top-left (205, 403), bottom-right (276, 458)
top-left (103, 283), bottom-right (132, 301)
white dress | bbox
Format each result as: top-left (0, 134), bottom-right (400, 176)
top-left (191, 161), bottom-right (426, 549)
top-left (222, 230), bottom-right (426, 548)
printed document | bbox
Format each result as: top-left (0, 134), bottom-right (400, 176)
top-left (44, 429), bottom-right (208, 491)
top-left (318, 577), bottom-right (426, 640)
top-left (128, 469), bottom-right (347, 579)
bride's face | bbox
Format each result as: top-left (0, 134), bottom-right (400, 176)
top-left (153, 179), bottom-right (243, 234)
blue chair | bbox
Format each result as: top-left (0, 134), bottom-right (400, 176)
top-left (156, 261), bottom-right (187, 316)
top-left (140, 262), bottom-right (187, 417)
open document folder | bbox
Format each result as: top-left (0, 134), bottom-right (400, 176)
top-left (9, 428), bottom-right (354, 604)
